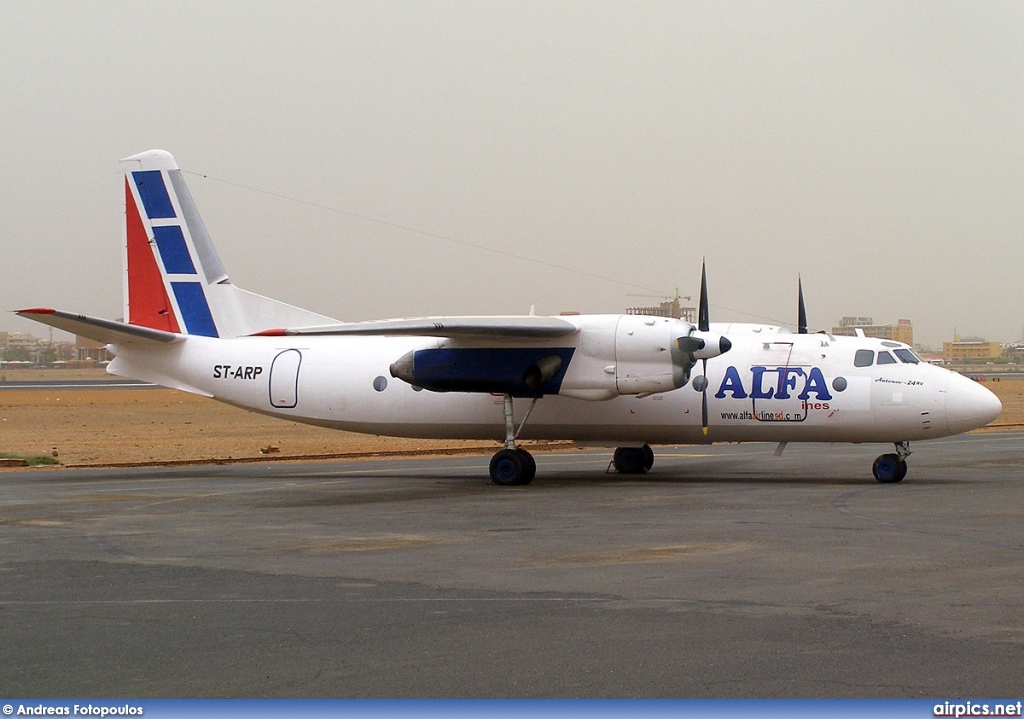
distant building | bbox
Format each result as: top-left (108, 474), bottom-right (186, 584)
top-left (5, 332), bottom-right (40, 350)
top-left (626, 296), bottom-right (696, 323)
top-left (1, 332), bottom-right (44, 362)
top-left (75, 335), bottom-right (111, 362)
top-left (831, 317), bottom-right (913, 346)
top-left (0, 332), bottom-right (75, 365)
top-left (942, 340), bottom-right (1003, 364)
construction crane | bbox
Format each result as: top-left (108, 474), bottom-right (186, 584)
top-left (625, 288), bottom-right (695, 322)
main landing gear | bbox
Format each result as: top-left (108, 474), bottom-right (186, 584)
top-left (872, 441), bottom-right (911, 483)
top-left (489, 394), bottom-right (539, 486)
top-left (611, 445), bottom-right (656, 474)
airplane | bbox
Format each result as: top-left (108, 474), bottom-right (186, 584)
top-left (17, 149), bottom-right (1002, 486)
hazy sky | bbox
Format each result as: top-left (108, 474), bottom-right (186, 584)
top-left (2, 2), bottom-right (1022, 348)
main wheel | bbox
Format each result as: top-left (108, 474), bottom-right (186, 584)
top-left (613, 446), bottom-right (647, 474)
top-left (516, 448), bottom-right (537, 485)
top-left (490, 448), bottom-right (530, 486)
top-left (872, 453), bottom-right (907, 483)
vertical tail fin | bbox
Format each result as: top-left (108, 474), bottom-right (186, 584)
top-left (120, 150), bottom-right (337, 338)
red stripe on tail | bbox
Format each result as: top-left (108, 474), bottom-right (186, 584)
top-left (125, 178), bottom-right (180, 332)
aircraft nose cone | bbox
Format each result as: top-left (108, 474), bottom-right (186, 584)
top-left (945, 375), bottom-right (1002, 435)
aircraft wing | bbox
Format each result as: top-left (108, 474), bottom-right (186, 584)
top-left (252, 316), bottom-right (579, 339)
top-left (16, 308), bottom-right (180, 345)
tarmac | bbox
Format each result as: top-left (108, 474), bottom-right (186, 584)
top-left (2, 432), bottom-right (1023, 698)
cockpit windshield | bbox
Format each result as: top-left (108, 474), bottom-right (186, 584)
top-left (855, 349), bottom-right (874, 367)
top-left (854, 347), bottom-right (923, 367)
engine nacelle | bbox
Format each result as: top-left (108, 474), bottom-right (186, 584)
top-left (387, 315), bottom-right (732, 400)
top-left (571, 315), bottom-right (731, 398)
top-left (612, 315), bottom-right (694, 395)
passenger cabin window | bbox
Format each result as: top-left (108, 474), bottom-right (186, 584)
top-left (894, 349), bottom-right (919, 364)
top-left (854, 349), bottom-right (874, 367)
top-left (877, 351), bottom-right (897, 364)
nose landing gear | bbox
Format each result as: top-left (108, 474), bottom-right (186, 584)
top-left (872, 441), bottom-right (911, 483)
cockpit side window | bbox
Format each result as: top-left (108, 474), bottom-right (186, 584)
top-left (877, 351), bottom-right (897, 364)
top-left (894, 349), bottom-right (919, 364)
top-left (854, 349), bottom-right (874, 367)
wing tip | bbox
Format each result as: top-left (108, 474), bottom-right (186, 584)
top-left (16, 307), bottom-right (56, 316)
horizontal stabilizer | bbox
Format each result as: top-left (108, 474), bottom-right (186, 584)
top-left (16, 308), bottom-right (180, 345)
top-left (252, 316), bottom-right (579, 340)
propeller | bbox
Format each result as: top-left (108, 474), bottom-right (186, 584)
top-left (698, 261), bottom-right (711, 434)
top-left (674, 260), bottom-right (731, 436)
top-left (798, 276), bottom-right (808, 335)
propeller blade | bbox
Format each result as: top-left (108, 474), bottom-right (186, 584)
top-left (682, 261), bottom-right (728, 436)
top-left (698, 260), bottom-right (709, 333)
top-left (701, 358), bottom-right (709, 435)
top-left (798, 276), bottom-right (808, 335)
top-left (696, 261), bottom-right (718, 435)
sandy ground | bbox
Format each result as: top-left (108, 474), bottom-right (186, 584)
top-left (0, 387), bottom-right (501, 466)
top-left (1, 371), bottom-right (1021, 468)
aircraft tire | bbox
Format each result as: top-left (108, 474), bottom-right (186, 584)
top-left (894, 458), bottom-right (908, 482)
top-left (613, 447), bottom-right (647, 474)
top-left (872, 453), bottom-right (907, 483)
top-left (490, 448), bottom-right (531, 486)
top-left (642, 444), bottom-right (655, 471)
top-left (516, 448), bottom-right (537, 485)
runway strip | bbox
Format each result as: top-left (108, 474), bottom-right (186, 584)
top-left (1, 433), bottom-right (1022, 697)
top-left (0, 380), bottom-right (156, 390)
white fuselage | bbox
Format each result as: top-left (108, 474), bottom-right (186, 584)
top-left (106, 316), bottom-right (1000, 446)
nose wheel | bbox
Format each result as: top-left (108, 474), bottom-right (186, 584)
top-left (872, 442), bottom-right (910, 483)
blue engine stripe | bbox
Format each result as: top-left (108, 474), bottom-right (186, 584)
top-left (411, 347), bottom-right (575, 397)
top-left (171, 282), bottom-right (219, 337)
top-left (132, 170), bottom-right (177, 219)
top-left (152, 226), bottom-right (197, 275)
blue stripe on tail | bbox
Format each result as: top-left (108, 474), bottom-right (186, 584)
top-left (132, 171), bottom-right (176, 219)
top-left (170, 282), bottom-right (219, 337)
top-left (152, 226), bottom-right (197, 275)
